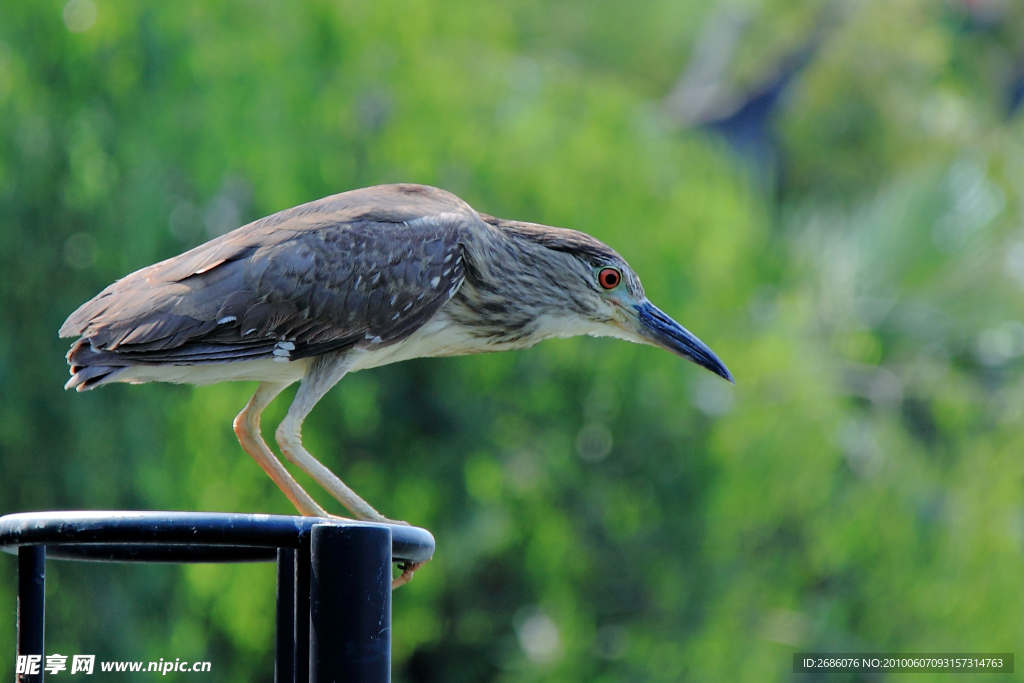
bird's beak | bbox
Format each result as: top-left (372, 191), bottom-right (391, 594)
top-left (631, 301), bottom-right (733, 383)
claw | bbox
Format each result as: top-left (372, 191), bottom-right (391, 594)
top-left (392, 560), bottom-right (425, 589)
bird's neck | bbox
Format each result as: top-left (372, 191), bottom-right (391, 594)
top-left (443, 228), bottom-right (592, 347)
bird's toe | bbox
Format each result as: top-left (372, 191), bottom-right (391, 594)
top-left (392, 560), bottom-right (425, 589)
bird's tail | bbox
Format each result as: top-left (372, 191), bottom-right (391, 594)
top-left (65, 338), bottom-right (127, 391)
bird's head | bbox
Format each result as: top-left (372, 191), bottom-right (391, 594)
top-left (480, 216), bottom-right (733, 383)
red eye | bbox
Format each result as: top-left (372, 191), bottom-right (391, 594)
top-left (598, 268), bottom-right (621, 290)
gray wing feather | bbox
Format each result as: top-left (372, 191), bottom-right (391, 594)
top-left (62, 184), bottom-right (476, 386)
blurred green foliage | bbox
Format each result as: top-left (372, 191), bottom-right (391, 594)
top-left (2, 0), bottom-right (1024, 681)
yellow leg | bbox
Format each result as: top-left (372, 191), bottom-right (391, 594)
top-left (273, 353), bottom-right (391, 523)
top-left (266, 354), bottom-right (430, 588)
top-left (234, 382), bottom-right (328, 517)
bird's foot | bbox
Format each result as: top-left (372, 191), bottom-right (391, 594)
top-left (352, 516), bottom-right (424, 588)
top-left (392, 560), bottom-right (426, 590)
top-left (311, 510), bottom-right (423, 588)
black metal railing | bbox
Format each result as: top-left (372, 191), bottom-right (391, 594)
top-left (0, 511), bottom-right (435, 683)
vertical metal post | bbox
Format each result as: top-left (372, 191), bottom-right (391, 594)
top-left (17, 545), bottom-right (45, 683)
top-left (309, 524), bottom-right (392, 683)
top-left (275, 548), bottom-right (296, 683)
top-left (294, 543), bottom-right (311, 683)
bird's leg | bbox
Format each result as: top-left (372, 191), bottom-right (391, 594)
top-left (275, 352), bottom-right (391, 524)
top-left (276, 354), bottom-right (430, 588)
top-left (234, 381), bottom-right (329, 518)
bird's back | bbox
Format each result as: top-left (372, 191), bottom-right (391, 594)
top-left (61, 184), bottom-right (477, 390)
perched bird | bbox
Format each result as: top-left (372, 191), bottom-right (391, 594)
top-left (61, 183), bottom-right (731, 530)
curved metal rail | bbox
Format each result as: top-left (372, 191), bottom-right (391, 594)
top-left (1, 510), bottom-right (435, 683)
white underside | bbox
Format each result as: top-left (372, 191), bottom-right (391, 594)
top-left (106, 306), bottom-right (639, 387)
top-left (113, 357), bottom-right (313, 386)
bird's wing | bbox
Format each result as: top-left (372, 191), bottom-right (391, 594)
top-left (62, 184), bottom-right (474, 371)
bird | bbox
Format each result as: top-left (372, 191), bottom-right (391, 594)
top-left (60, 184), bottom-right (732, 582)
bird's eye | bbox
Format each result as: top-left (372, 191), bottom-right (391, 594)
top-left (598, 267), bottom-right (621, 290)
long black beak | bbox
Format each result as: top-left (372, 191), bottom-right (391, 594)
top-left (634, 302), bottom-right (733, 383)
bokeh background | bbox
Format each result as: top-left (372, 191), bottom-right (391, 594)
top-left (2, 0), bottom-right (1024, 680)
